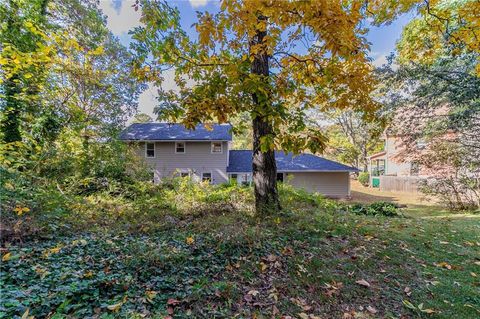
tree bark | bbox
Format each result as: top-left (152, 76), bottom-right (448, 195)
top-left (250, 15), bottom-right (281, 215)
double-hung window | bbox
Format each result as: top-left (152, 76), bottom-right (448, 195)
top-left (202, 172), bottom-right (212, 183)
top-left (211, 142), bottom-right (223, 154)
top-left (145, 143), bottom-right (155, 158)
top-left (175, 142), bottom-right (185, 154)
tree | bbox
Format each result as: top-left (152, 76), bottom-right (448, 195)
top-left (1, 0), bottom-right (144, 146)
top-left (131, 0), bottom-right (394, 214)
top-left (321, 110), bottom-right (384, 171)
top-left (0, 0), bottom-right (51, 143)
top-left (132, 113), bottom-right (154, 123)
top-left (378, 0), bottom-right (480, 209)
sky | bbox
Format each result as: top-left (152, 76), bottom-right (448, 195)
top-left (97, 0), bottom-right (415, 119)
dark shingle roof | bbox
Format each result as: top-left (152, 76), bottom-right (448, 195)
top-left (227, 150), bottom-right (358, 172)
top-left (119, 123), bottom-right (232, 141)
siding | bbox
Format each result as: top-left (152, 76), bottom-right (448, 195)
top-left (134, 141), bottom-right (229, 184)
top-left (385, 136), bottom-right (412, 176)
top-left (286, 172), bottom-right (350, 198)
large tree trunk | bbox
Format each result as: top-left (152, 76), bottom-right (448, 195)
top-left (250, 15), bottom-right (281, 215)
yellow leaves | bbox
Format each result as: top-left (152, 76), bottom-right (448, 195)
top-left (403, 300), bottom-right (436, 314)
top-left (21, 308), bottom-right (34, 319)
top-left (89, 46), bottom-right (104, 56)
top-left (434, 262), bottom-right (452, 270)
top-left (43, 245), bottom-right (63, 257)
top-left (185, 236), bottom-right (195, 245)
top-left (259, 261), bottom-right (268, 272)
top-left (2, 252), bottom-right (11, 262)
top-left (396, 0), bottom-right (480, 73)
top-left (14, 206), bottom-right (30, 216)
top-left (107, 296), bottom-right (128, 312)
top-left (145, 290), bottom-right (157, 303)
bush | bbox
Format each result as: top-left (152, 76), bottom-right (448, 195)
top-left (358, 172), bottom-right (370, 187)
top-left (348, 201), bottom-right (400, 217)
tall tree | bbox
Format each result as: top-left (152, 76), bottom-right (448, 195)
top-left (0, 0), bottom-right (50, 143)
top-left (131, 0), bottom-right (397, 214)
top-left (322, 110), bottom-right (384, 171)
top-left (378, 0), bottom-right (480, 209)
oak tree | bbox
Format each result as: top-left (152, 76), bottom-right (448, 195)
top-left (132, 0), bottom-right (401, 214)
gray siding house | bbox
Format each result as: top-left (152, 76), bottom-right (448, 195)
top-left (120, 123), bottom-right (358, 198)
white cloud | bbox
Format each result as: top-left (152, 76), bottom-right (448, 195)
top-left (98, 0), bottom-right (142, 36)
top-left (372, 55), bottom-right (388, 67)
top-left (136, 84), bottom-right (158, 119)
top-left (131, 69), bottom-right (195, 121)
top-left (189, 0), bottom-right (209, 8)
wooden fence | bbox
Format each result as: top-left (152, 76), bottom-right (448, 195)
top-left (379, 176), bottom-right (424, 193)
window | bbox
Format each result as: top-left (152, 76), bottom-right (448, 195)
top-left (145, 143), bottom-right (155, 158)
top-left (202, 172), bottom-right (212, 183)
top-left (175, 142), bottom-right (185, 153)
top-left (371, 159), bottom-right (385, 176)
top-left (211, 142), bottom-right (223, 153)
top-left (240, 173), bottom-right (251, 186)
top-left (276, 173), bottom-right (284, 182)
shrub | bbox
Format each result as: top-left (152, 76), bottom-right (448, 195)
top-left (358, 172), bottom-right (370, 187)
top-left (348, 201), bottom-right (400, 217)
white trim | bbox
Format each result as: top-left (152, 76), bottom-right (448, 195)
top-left (211, 141), bottom-right (223, 154)
top-left (175, 142), bottom-right (186, 154)
top-left (145, 142), bottom-right (155, 158)
top-left (176, 168), bottom-right (191, 178)
top-left (201, 171), bottom-right (212, 183)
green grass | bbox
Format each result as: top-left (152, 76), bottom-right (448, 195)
top-left (1, 183), bottom-right (479, 318)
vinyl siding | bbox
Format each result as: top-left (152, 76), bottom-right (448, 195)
top-left (133, 141), bottom-right (229, 184)
top-left (385, 136), bottom-right (412, 176)
top-left (286, 172), bottom-right (350, 198)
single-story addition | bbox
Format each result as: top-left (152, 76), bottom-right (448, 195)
top-left (120, 123), bottom-right (358, 198)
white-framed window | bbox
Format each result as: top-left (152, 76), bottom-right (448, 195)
top-left (176, 169), bottom-right (190, 178)
top-left (202, 172), bottom-right (212, 183)
top-left (145, 142), bottom-right (155, 158)
top-left (240, 173), bottom-right (251, 185)
top-left (211, 142), bottom-right (223, 154)
top-left (175, 142), bottom-right (185, 154)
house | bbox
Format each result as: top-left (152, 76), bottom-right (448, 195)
top-left (368, 132), bottom-right (428, 191)
top-left (120, 123), bottom-right (358, 198)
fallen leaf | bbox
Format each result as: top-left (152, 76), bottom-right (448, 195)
top-left (404, 286), bottom-right (412, 296)
top-left (366, 306), bottom-right (377, 314)
top-left (107, 301), bottom-right (123, 312)
top-left (471, 272), bottom-right (477, 277)
top-left (2, 252), bottom-right (11, 262)
top-left (167, 298), bottom-right (180, 306)
top-left (260, 262), bottom-right (268, 272)
top-left (355, 279), bottom-right (371, 288)
top-left (185, 236), bottom-right (194, 245)
top-left (435, 262), bottom-right (452, 269)
top-left (146, 290), bottom-right (157, 303)
top-left (248, 289), bottom-right (260, 296)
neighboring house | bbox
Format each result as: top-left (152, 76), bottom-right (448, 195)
top-left (120, 123), bottom-right (358, 198)
top-left (368, 132), bottom-right (428, 191)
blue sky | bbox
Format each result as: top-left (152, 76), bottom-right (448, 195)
top-left (98, 0), bottom-right (414, 118)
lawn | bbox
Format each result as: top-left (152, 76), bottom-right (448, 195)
top-left (1, 182), bottom-right (479, 318)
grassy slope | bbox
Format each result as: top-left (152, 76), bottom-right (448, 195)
top-left (1, 184), bottom-right (479, 318)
